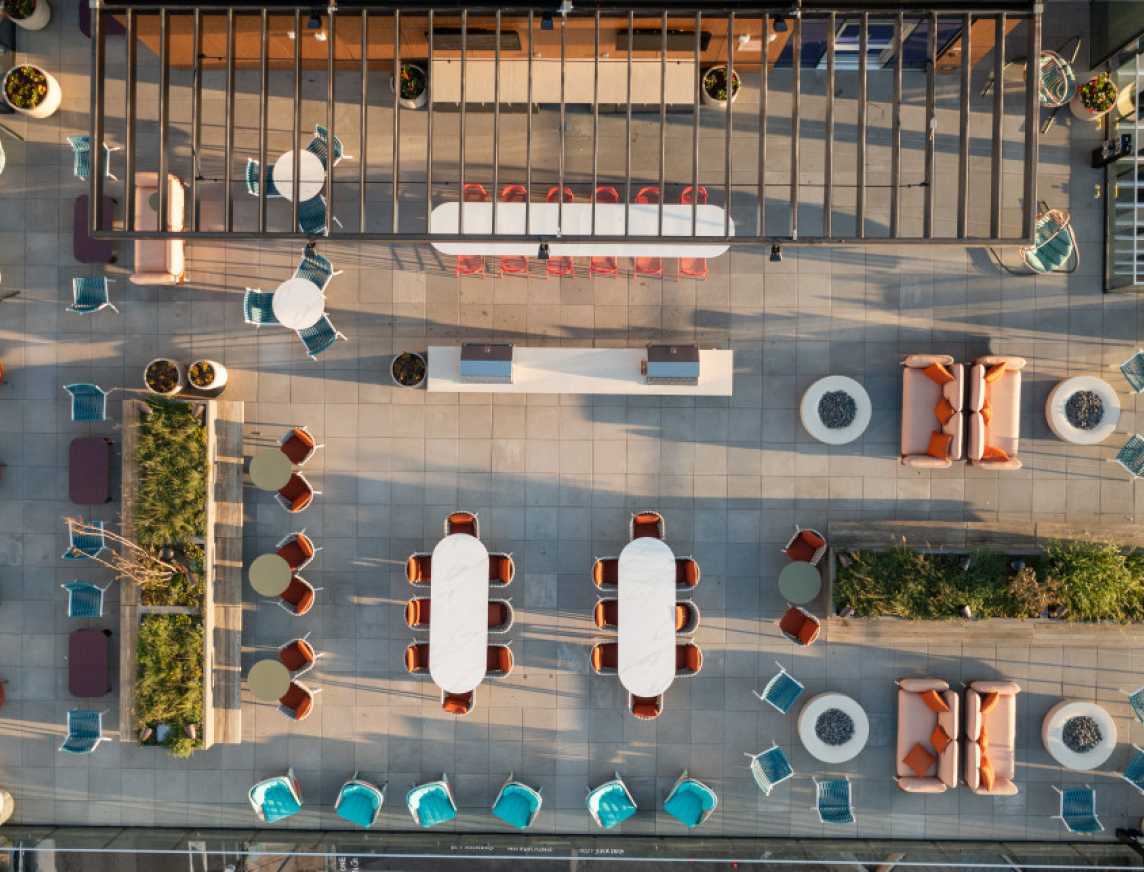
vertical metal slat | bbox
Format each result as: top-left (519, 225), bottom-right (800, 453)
top-left (292, 8), bottom-right (301, 231)
top-left (757, 12), bottom-right (767, 238)
top-left (890, 12), bottom-right (903, 237)
top-left (990, 13), bottom-right (1005, 239)
top-left (1022, 10), bottom-right (1040, 239)
top-left (856, 13), bottom-right (867, 239)
top-left (924, 12), bottom-right (937, 239)
top-left (957, 13), bottom-right (971, 238)
top-left (325, 6), bottom-right (336, 237)
top-left (258, 9), bottom-right (269, 234)
top-left (692, 11), bottom-right (701, 237)
top-left (359, 8), bottom-right (367, 234)
top-left (124, 9), bottom-right (137, 234)
top-left (190, 9), bottom-right (201, 231)
top-left (159, 8), bottom-right (171, 233)
top-left (723, 10), bottom-right (734, 239)
top-left (823, 11), bottom-right (835, 237)
top-left (223, 8), bottom-right (234, 233)
top-left (459, 8), bottom-right (467, 236)
top-left (790, 13), bottom-right (801, 239)
top-left (392, 9), bottom-right (401, 234)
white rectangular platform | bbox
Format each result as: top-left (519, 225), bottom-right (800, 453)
top-left (427, 346), bottom-right (734, 396)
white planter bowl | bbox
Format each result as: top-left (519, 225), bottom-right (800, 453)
top-left (701, 66), bottom-right (741, 108)
top-left (187, 359), bottom-right (228, 392)
top-left (6, 0), bottom-right (51, 30)
top-left (390, 63), bottom-right (428, 110)
top-left (144, 358), bottom-right (185, 396)
top-left (3, 64), bottom-right (61, 119)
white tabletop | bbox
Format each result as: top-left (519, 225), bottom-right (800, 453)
top-left (617, 537), bottom-right (676, 698)
top-left (428, 202), bottom-right (733, 257)
top-left (428, 533), bottom-right (490, 694)
top-left (272, 277), bottom-right (325, 330)
top-left (273, 150), bottom-right (326, 202)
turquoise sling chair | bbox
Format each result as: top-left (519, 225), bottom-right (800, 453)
top-left (334, 774), bottom-right (385, 828)
top-left (990, 202), bottom-right (1077, 275)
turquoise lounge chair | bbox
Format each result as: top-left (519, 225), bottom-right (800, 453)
top-left (753, 661), bottom-right (805, 714)
top-left (297, 314), bottom-right (346, 360)
top-left (1126, 687), bottom-right (1144, 727)
top-left (63, 383), bottom-right (110, 422)
top-left (1052, 785), bottom-right (1103, 834)
top-left (1120, 744), bottom-right (1144, 796)
top-left (1114, 435), bottom-right (1144, 479)
top-left (586, 772), bottom-right (637, 830)
top-left (663, 771), bottom-right (717, 829)
top-left (992, 202), bottom-right (1077, 275)
top-left (249, 769), bottom-right (303, 823)
top-left (406, 775), bottom-right (457, 828)
top-left (62, 581), bottom-right (109, 618)
top-left (745, 744), bottom-right (794, 796)
top-left (245, 158), bottom-right (280, 198)
top-left (62, 520), bottom-right (107, 561)
top-left (813, 777), bottom-right (854, 825)
top-left (334, 773), bottom-right (385, 828)
top-left (243, 289), bottom-right (278, 327)
top-left (1119, 350), bottom-right (1144, 394)
top-left (68, 277), bottom-right (118, 315)
top-left (491, 773), bottom-right (543, 830)
top-left (294, 245), bottom-right (341, 291)
top-left (68, 135), bottom-right (119, 181)
top-left (59, 709), bottom-right (108, 754)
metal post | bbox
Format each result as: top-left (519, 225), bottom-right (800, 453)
top-left (591, 8), bottom-right (600, 236)
top-left (360, 8), bottom-right (367, 233)
top-left (427, 9), bottom-right (434, 232)
top-left (990, 13), bottom-right (1004, 239)
top-left (325, 5), bottom-right (336, 237)
top-left (692, 11), bottom-right (701, 237)
top-left (559, 11), bottom-right (567, 237)
top-left (624, 10), bottom-right (633, 236)
top-left (790, 13), bottom-right (801, 239)
top-left (1022, 10), bottom-right (1040, 240)
top-left (924, 12), bottom-right (937, 238)
top-left (658, 11), bottom-right (667, 237)
top-left (124, 9), bottom-right (137, 233)
top-left (258, 9), bottom-right (269, 233)
top-left (525, 10), bottom-right (532, 235)
top-left (459, 8), bottom-right (467, 236)
top-left (957, 13), bottom-right (971, 238)
top-left (493, 9), bottom-right (501, 235)
top-left (190, 9), bottom-right (201, 231)
top-left (223, 8), bottom-right (234, 233)
top-left (392, 8), bottom-right (401, 233)
top-left (824, 11), bottom-right (835, 237)
top-left (160, 8), bottom-right (172, 232)
top-left (890, 12), bottom-right (903, 237)
top-left (90, 1), bottom-right (105, 231)
top-left (758, 13), bottom-right (767, 238)
top-left (292, 8), bottom-right (301, 231)
top-left (723, 10), bottom-right (734, 238)
top-left (856, 13), bottom-right (867, 239)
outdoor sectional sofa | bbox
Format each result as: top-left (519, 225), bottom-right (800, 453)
top-left (900, 354), bottom-right (965, 468)
top-left (967, 355), bottom-right (1024, 470)
top-left (895, 678), bottom-right (959, 793)
top-left (131, 171), bottom-right (186, 285)
top-left (964, 679), bottom-right (1021, 796)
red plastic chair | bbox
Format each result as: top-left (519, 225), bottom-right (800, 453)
top-left (498, 184), bottom-right (529, 277)
top-left (633, 186), bottom-right (664, 277)
top-left (545, 186), bottom-right (575, 277)
top-left (456, 183), bottom-right (489, 278)
top-left (590, 185), bottom-right (620, 277)
top-left (679, 185), bottom-right (709, 279)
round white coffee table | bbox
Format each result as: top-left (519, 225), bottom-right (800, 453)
top-left (1042, 700), bottom-right (1118, 770)
top-left (798, 692), bottom-right (870, 763)
top-left (249, 448), bottom-right (293, 491)
top-left (248, 658), bottom-right (291, 702)
top-left (1045, 376), bottom-right (1120, 445)
top-left (273, 150), bottom-right (326, 202)
top-left (272, 277), bottom-right (325, 330)
top-left (800, 376), bottom-right (872, 445)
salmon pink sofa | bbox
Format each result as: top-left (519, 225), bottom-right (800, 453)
top-left (895, 677), bottom-right (959, 793)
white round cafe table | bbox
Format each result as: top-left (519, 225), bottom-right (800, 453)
top-left (248, 658), bottom-right (291, 702)
top-left (272, 277), bottom-right (325, 330)
top-left (617, 537), bottom-right (676, 698)
top-left (273, 150), bottom-right (325, 202)
top-left (249, 552), bottom-right (292, 597)
top-left (249, 448), bottom-right (293, 491)
top-left (428, 533), bottom-right (490, 694)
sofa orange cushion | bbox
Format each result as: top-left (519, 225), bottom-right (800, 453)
top-left (979, 754), bottom-right (996, 791)
top-left (903, 742), bottom-right (937, 777)
top-left (934, 397), bottom-right (955, 425)
top-left (919, 689), bottom-right (950, 713)
top-left (930, 723), bottom-right (952, 754)
top-left (982, 445), bottom-right (1009, 462)
top-left (980, 404), bottom-right (992, 425)
top-left (926, 431), bottom-right (953, 460)
top-left (923, 362), bottom-right (955, 385)
top-left (977, 722), bottom-right (988, 750)
top-left (984, 362), bottom-right (1007, 383)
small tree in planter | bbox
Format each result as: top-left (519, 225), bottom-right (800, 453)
top-left (187, 359), bottom-right (228, 392)
top-left (1070, 72), bottom-right (1118, 121)
top-left (2, 0), bottom-right (52, 31)
top-left (144, 358), bottom-right (184, 396)
top-left (3, 64), bottom-right (61, 119)
top-left (702, 65), bottom-right (741, 108)
top-left (391, 62), bottom-right (428, 110)
top-left (391, 351), bottom-right (426, 387)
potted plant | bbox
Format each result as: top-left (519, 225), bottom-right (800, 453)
top-left (701, 65), bottom-right (740, 108)
top-left (390, 61), bottom-right (428, 110)
top-left (2, 0), bottom-right (52, 31)
top-left (187, 359), bottom-right (228, 392)
top-left (3, 64), bottom-right (62, 119)
top-left (1070, 72), bottom-right (1118, 121)
top-left (144, 357), bottom-right (184, 396)
top-left (391, 351), bottom-right (426, 388)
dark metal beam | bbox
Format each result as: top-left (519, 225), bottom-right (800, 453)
top-left (258, 8), bottom-right (269, 233)
top-left (525, 9), bottom-right (532, 235)
top-left (624, 9), bottom-right (633, 236)
top-left (989, 12), bottom-right (1004, 238)
top-left (493, 9), bottom-right (501, 235)
top-left (459, 8), bottom-right (467, 236)
top-left (359, 7), bottom-right (367, 233)
top-left (790, 12), bottom-right (801, 239)
top-left (90, 2), bottom-right (106, 231)
top-left (692, 10), bottom-right (701, 237)
top-left (723, 9), bottom-right (733, 238)
top-left (890, 11), bottom-right (902, 237)
top-left (757, 12), bottom-right (767, 237)
top-left (426, 9), bottom-right (434, 233)
top-left (124, 8), bottom-right (137, 233)
top-left (291, 8), bottom-right (301, 230)
top-left (559, 10), bottom-right (567, 237)
top-left (1022, 9), bottom-right (1040, 240)
top-left (924, 11), bottom-right (936, 238)
top-left (159, 8), bottom-right (171, 232)
top-left (591, 8), bottom-right (600, 236)
top-left (658, 10), bottom-right (667, 237)
top-left (856, 12), bottom-right (867, 239)
top-left (823, 11), bottom-right (834, 238)
top-left (325, 5), bottom-right (335, 237)
top-left (190, 8), bottom-right (201, 230)
top-left (393, 8), bottom-right (401, 234)
top-left (957, 12), bottom-right (971, 238)
top-left (223, 8), bottom-right (234, 233)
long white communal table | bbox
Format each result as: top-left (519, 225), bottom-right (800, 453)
top-left (428, 533), bottom-right (490, 694)
top-left (427, 346), bottom-right (734, 396)
top-left (428, 202), bottom-right (733, 257)
top-left (617, 537), bottom-right (677, 698)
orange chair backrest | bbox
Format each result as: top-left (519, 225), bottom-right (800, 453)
top-left (405, 643), bottom-right (429, 672)
top-left (442, 691), bottom-right (473, 715)
top-left (447, 512), bottom-right (477, 536)
top-left (631, 695), bottom-right (661, 718)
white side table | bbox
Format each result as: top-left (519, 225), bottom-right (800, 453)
top-left (273, 150), bottom-right (325, 202)
top-left (1042, 700), bottom-right (1118, 770)
top-left (1045, 376), bottom-right (1120, 445)
top-left (800, 376), bottom-right (872, 445)
top-left (272, 278), bottom-right (325, 330)
top-left (798, 692), bottom-right (870, 763)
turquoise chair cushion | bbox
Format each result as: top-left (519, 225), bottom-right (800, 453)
top-left (664, 780), bottom-right (716, 828)
top-left (255, 780), bottom-right (301, 823)
top-left (492, 784), bottom-right (539, 829)
top-left (408, 785), bottom-right (456, 828)
top-left (335, 783), bottom-right (380, 828)
top-left (589, 783), bottom-right (636, 829)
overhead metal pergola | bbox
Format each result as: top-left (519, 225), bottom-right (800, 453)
top-left (88, 0), bottom-right (1042, 246)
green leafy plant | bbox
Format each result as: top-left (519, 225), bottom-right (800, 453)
top-left (136, 614), bottom-right (204, 758)
top-left (399, 62), bottom-right (426, 100)
top-left (140, 544), bottom-right (204, 608)
top-left (2, 0), bottom-right (37, 20)
top-left (1037, 539), bottom-right (1144, 622)
top-left (702, 66), bottom-right (740, 102)
top-left (4, 65), bottom-right (47, 110)
top-left (1077, 72), bottom-right (1117, 113)
top-left (134, 399), bottom-right (206, 550)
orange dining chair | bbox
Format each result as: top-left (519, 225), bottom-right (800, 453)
top-left (498, 184), bottom-right (529, 276)
top-left (545, 186), bottom-right (575, 277)
top-left (441, 689), bottom-right (475, 716)
top-left (679, 185), bottom-right (709, 279)
top-left (404, 641), bottom-right (430, 674)
top-left (456, 183), bottom-right (489, 278)
top-left (634, 186), bottom-right (664, 278)
top-left (590, 185), bottom-right (621, 277)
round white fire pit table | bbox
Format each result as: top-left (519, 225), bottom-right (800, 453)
top-left (798, 692), bottom-right (870, 763)
top-left (1045, 376), bottom-right (1120, 445)
top-left (1042, 699), bottom-right (1118, 771)
top-left (800, 376), bottom-right (872, 445)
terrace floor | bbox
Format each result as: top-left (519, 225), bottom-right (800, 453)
top-left (0, 0), bottom-right (1143, 844)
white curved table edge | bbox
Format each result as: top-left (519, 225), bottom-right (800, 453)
top-left (617, 537), bottom-right (677, 698)
top-left (428, 534), bottom-right (490, 694)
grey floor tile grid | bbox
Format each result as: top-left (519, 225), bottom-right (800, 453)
top-left (0, 0), bottom-right (1143, 839)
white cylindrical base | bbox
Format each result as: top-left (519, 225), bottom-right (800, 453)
top-left (390, 64), bottom-right (428, 110)
top-left (189, 360), bottom-right (228, 391)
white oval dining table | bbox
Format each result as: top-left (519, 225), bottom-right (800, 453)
top-left (428, 533), bottom-right (490, 694)
top-left (617, 536), bottom-right (677, 698)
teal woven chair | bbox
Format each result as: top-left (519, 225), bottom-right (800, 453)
top-left (67, 135), bottom-right (119, 182)
top-left (753, 661), bottom-right (805, 714)
top-left (309, 123), bottom-right (351, 167)
top-left (249, 770), bottom-right (303, 823)
top-left (1120, 351), bottom-right (1144, 394)
top-left (245, 158), bottom-right (280, 198)
top-left (63, 383), bottom-right (110, 422)
top-left (297, 195), bottom-right (342, 236)
top-left (62, 581), bottom-right (109, 618)
top-left (586, 772), bottom-right (637, 830)
top-left (1124, 687), bottom-right (1144, 727)
top-left (813, 777), bottom-right (854, 825)
top-left (491, 773), bottom-right (543, 830)
top-left (334, 773), bottom-right (385, 828)
top-left (406, 775), bottom-right (457, 828)
top-left (1052, 785), bottom-right (1103, 834)
top-left (294, 246), bottom-right (342, 291)
top-left (662, 771), bottom-right (717, 829)
top-left (297, 314), bottom-right (346, 360)
top-left (1036, 50), bottom-right (1077, 108)
top-left (59, 710), bottom-right (109, 754)
top-left (745, 744), bottom-right (794, 796)
top-left (1114, 434), bottom-right (1144, 479)
top-left (243, 289), bottom-right (278, 327)
top-left (62, 520), bottom-right (107, 561)
top-left (992, 203), bottom-right (1077, 275)
top-left (68, 277), bottom-right (117, 315)
top-left (1120, 744), bottom-right (1144, 796)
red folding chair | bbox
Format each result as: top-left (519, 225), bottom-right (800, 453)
top-left (679, 185), bottom-right (709, 279)
top-left (498, 184), bottom-right (529, 277)
top-left (634, 186), bottom-right (663, 277)
top-left (456, 183), bottom-right (489, 278)
top-left (590, 185), bottom-right (620, 277)
top-left (545, 186), bottom-right (575, 277)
